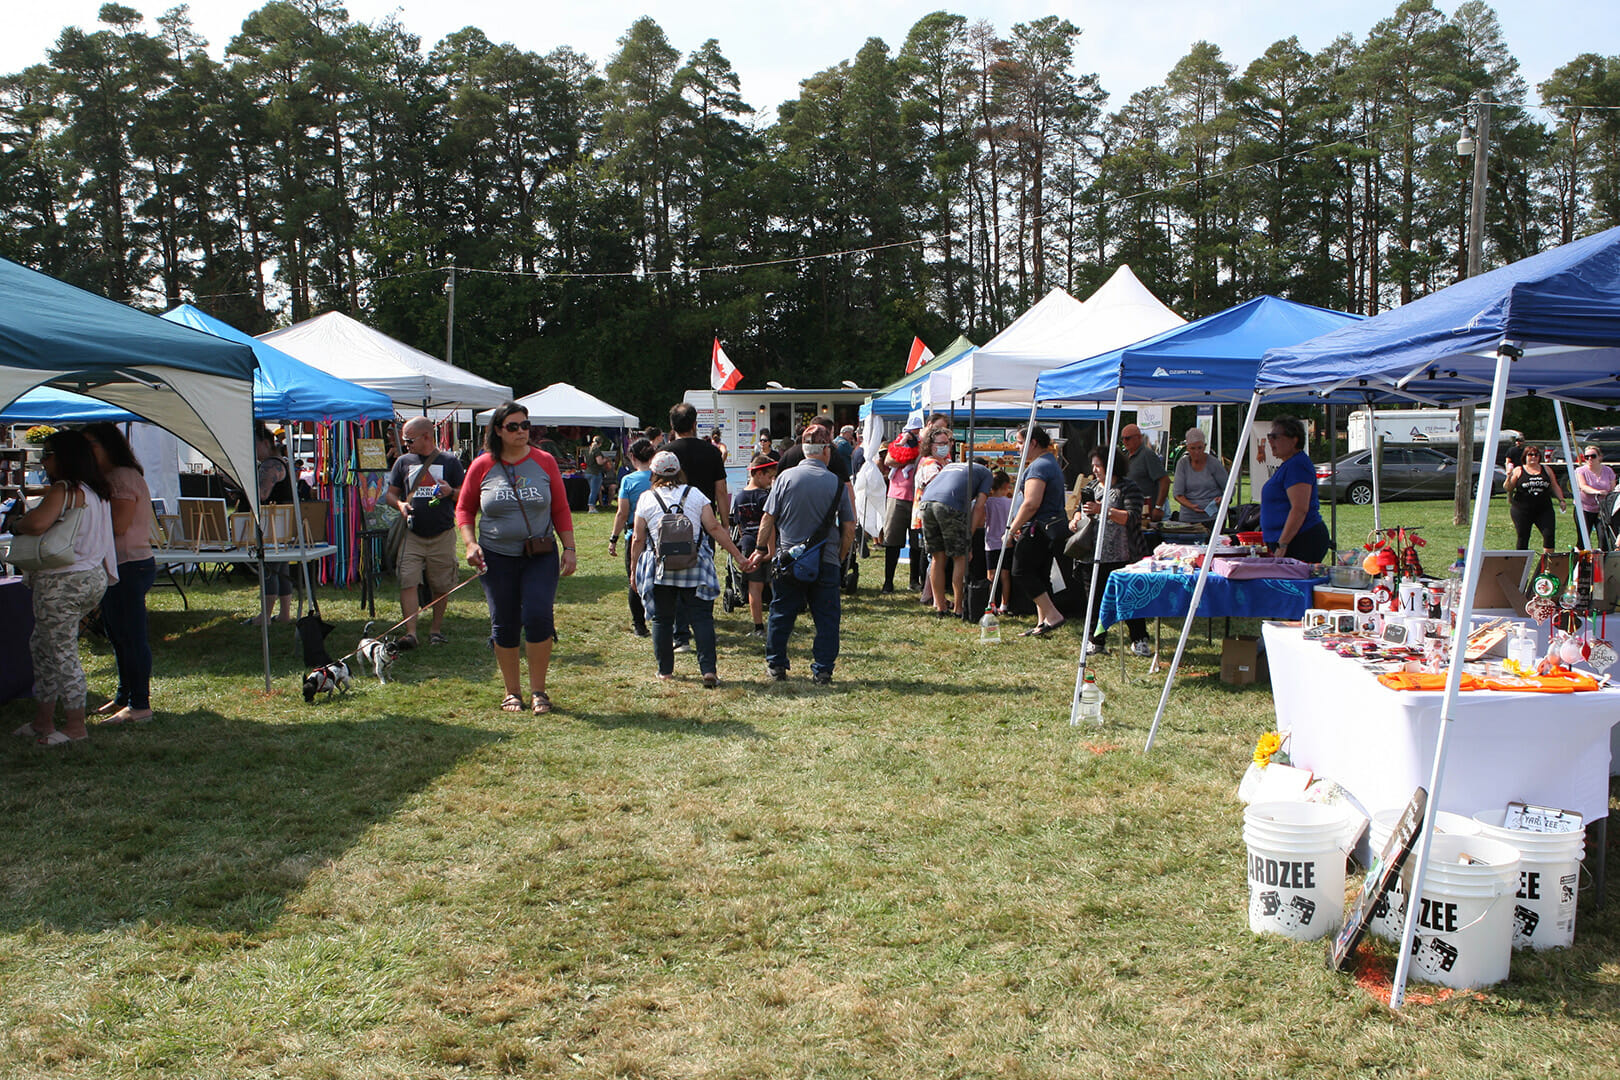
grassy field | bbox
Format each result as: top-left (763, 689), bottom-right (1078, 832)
top-left (2, 500), bottom-right (1615, 1079)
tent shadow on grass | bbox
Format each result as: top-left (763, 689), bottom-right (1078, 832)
top-left (0, 710), bottom-right (502, 934)
top-left (568, 707), bottom-right (768, 741)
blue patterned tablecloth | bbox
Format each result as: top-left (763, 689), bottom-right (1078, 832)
top-left (1096, 570), bottom-right (1328, 630)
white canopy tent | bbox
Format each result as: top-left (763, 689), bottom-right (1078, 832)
top-left (949, 266), bottom-right (1185, 405)
top-left (261, 311), bottom-right (511, 410)
top-left (474, 382), bottom-right (638, 428)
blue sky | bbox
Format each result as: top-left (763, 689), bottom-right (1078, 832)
top-left (4, 1), bottom-right (1613, 120)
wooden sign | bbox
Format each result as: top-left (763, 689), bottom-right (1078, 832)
top-left (357, 438), bottom-right (387, 470)
top-left (1329, 786), bottom-right (1427, 972)
top-left (1502, 802), bottom-right (1582, 834)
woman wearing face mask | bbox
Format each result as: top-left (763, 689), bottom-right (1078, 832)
top-left (910, 428), bottom-right (954, 606)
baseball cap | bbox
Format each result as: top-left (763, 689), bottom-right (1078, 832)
top-left (651, 450), bottom-right (681, 477)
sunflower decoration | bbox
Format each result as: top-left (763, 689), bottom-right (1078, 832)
top-left (1252, 730), bottom-right (1286, 767)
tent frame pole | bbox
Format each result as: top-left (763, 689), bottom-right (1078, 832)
top-left (1143, 391), bottom-right (1260, 749)
top-left (1390, 345), bottom-right (1516, 1009)
top-left (1552, 400), bottom-right (1592, 550)
top-left (1069, 388), bottom-right (1127, 722)
top-left (1366, 395), bottom-right (1382, 535)
top-left (987, 399), bottom-right (1042, 613)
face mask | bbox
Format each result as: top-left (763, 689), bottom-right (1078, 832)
top-left (933, 445), bottom-right (950, 458)
top-left (802, 443), bottom-right (823, 455)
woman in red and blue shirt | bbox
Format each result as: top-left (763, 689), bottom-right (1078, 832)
top-left (457, 402), bottom-right (576, 715)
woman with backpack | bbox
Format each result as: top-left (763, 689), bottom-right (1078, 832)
top-left (629, 450), bottom-right (757, 688)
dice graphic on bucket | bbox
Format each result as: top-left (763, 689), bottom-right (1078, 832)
top-left (1513, 904), bottom-right (1540, 946)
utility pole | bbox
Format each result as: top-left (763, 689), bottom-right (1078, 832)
top-left (444, 266), bottom-right (457, 368)
top-left (1454, 90), bottom-right (1490, 526)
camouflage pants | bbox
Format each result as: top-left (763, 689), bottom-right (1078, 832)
top-left (28, 566), bottom-right (109, 707)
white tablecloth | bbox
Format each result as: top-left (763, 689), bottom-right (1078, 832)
top-left (1263, 623), bottom-right (1618, 824)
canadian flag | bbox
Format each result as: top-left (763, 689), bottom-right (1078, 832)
top-left (710, 337), bottom-right (742, 391)
top-left (904, 336), bottom-right (934, 374)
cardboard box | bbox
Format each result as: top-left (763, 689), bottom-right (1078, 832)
top-left (1221, 635), bottom-right (1268, 686)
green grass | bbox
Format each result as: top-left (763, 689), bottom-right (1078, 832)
top-left (2, 501), bottom-right (1616, 1079)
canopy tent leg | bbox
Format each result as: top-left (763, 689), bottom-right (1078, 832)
top-left (986, 400), bottom-right (1042, 613)
top-left (257, 551), bottom-right (272, 693)
top-left (1391, 345), bottom-right (1516, 1010)
top-left (1069, 388), bottom-right (1127, 722)
top-left (1365, 394), bottom-right (1382, 534)
top-left (965, 392), bottom-right (976, 464)
top-left (1143, 393), bottom-right (1261, 750)
top-left (1552, 400), bottom-right (1593, 550)
top-left (1327, 402), bottom-right (1338, 553)
top-left (284, 420), bottom-right (318, 614)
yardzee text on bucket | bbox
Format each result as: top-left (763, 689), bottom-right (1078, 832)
top-left (1249, 856), bottom-right (1317, 890)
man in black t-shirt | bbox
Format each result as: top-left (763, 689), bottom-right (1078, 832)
top-left (386, 417), bottom-right (466, 647)
top-left (666, 403), bottom-right (729, 530)
top-left (1505, 434), bottom-right (1527, 469)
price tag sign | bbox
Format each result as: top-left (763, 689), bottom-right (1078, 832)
top-left (1501, 801), bottom-right (1582, 834)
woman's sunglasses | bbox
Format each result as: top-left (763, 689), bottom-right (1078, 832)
top-left (503, 420), bottom-right (532, 432)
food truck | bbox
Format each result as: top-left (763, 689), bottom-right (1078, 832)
top-left (682, 386), bottom-right (875, 488)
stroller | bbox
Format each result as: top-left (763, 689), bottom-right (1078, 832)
top-left (1594, 490), bottom-right (1620, 551)
top-left (721, 526), bottom-right (770, 613)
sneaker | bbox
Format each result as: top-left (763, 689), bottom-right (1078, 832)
top-left (766, 664), bottom-right (787, 682)
top-left (1086, 640), bottom-right (1109, 656)
top-left (811, 671), bottom-right (833, 686)
top-left (749, 626), bottom-right (766, 639)
top-left (633, 624), bottom-right (651, 638)
top-left (1129, 639), bottom-right (1154, 657)
top-left (880, 583), bottom-right (895, 594)
top-left (673, 642), bottom-right (693, 654)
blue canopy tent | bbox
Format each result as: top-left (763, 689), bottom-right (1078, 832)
top-left (0, 386), bottom-right (138, 425)
top-left (0, 257), bottom-right (259, 499)
top-left (161, 305), bottom-right (395, 422)
top-left (5, 306), bottom-right (395, 425)
top-left (1034, 295), bottom-right (1365, 405)
top-left (1160, 226), bottom-right (1620, 1008)
top-left (1017, 296), bottom-right (1366, 725)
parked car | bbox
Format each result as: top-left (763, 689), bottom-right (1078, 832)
top-left (1575, 426), bottom-right (1620, 459)
top-left (1315, 446), bottom-right (1506, 505)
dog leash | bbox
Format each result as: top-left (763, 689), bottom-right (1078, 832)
top-left (331, 571), bottom-right (486, 666)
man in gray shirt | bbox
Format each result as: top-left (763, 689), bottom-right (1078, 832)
top-left (758, 426), bottom-right (856, 685)
top-left (1122, 423), bottom-right (1168, 523)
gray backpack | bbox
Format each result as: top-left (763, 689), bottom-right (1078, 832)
top-left (651, 486), bottom-right (698, 571)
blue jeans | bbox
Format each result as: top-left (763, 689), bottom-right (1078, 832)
top-left (648, 585), bottom-right (716, 676)
top-left (587, 472), bottom-right (603, 508)
top-left (766, 558), bottom-right (842, 677)
top-left (101, 557), bottom-right (156, 709)
top-left (479, 549), bottom-right (559, 648)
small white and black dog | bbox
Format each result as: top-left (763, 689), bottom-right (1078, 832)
top-left (303, 660), bottom-right (353, 703)
top-left (355, 622), bottom-right (399, 684)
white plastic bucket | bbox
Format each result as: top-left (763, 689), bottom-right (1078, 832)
top-left (1407, 834), bottom-right (1520, 990)
top-left (1472, 809), bottom-right (1585, 950)
top-left (1243, 802), bottom-right (1352, 941)
top-left (1366, 811), bottom-right (1482, 942)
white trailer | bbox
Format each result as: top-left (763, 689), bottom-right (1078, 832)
top-left (1347, 408), bottom-right (1520, 452)
top-left (682, 386), bottom-right (874, 490)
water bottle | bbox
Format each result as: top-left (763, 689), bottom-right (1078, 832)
top-left (1076, 671), bottom-right (1105, 726)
